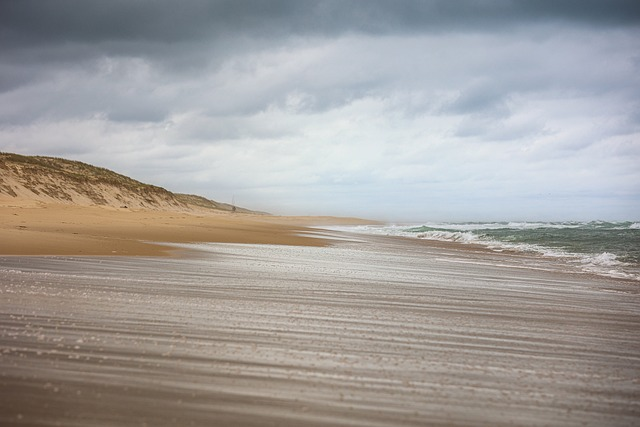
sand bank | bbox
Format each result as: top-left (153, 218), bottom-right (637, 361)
top-left (0, 200), bottom-right (376, 255)
top-left (1, 232), bottom-right (639, 426)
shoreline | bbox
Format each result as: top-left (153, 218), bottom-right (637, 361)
top-left (2, 200), bottom-right (637, 286)
top-left (0, 201), bottom-right (378, 256)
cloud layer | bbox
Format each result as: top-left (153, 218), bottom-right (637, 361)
top-left (2, 1), bottom-right (639, 220)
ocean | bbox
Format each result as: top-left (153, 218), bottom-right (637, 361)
top-left (329, 221), bottom-right (640, 281)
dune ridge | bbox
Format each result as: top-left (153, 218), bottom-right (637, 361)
top-left (0, 152), bottom-right (258, 213)
top-left (0, 152), bottom-right (375, 255)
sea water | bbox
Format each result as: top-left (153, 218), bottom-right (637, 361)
top-left (330, 221), bottom-right (640, 281)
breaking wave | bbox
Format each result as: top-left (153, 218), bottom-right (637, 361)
top-left (331, 221), bottom-right (640, 281)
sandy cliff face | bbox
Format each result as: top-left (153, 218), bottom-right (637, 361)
top-left (0, 152), bottom-right (251, 213)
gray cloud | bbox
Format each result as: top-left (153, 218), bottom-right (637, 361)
top-left (2, 0), bottom-right (639, 85)
top-left (1, 1), bottom-right (639, 220)
top-left (3, 1), bottom-right (639, 47)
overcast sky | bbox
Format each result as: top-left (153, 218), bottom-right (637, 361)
top-left (1, 1), bottom-right (639, 221)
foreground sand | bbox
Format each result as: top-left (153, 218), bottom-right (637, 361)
top-left (0, 200), bottom-right (375, 255)
top-left (1, 231), bottom-right (639, 426)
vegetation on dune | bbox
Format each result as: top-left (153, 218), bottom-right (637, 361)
top-left (0, 152), bottom-right (259, 213)
top-left (1, 152), bottom-right (167, 192)
top-left (174, 193), bottom-right (259, 214)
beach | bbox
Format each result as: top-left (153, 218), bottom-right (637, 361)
top-left (0, 200), bottom-right (375, 255)
top-left (1, 219), bottom-right (639, 426)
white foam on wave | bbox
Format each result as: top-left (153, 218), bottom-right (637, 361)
top-left (581, 252), bottom-right (620, 267)
top-left (413, 221), bottom-right (586, 231)
top-left (424, 233), bottom-right (638, 280)
top-left (576, 253), bottom-right (638, 279)
top-left (330, 224), bottom-right (639, 281)
top-left (416, 230), bottom-right (478, 243)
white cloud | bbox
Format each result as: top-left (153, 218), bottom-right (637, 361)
top-left (1, 11), bottom-right (639, 220)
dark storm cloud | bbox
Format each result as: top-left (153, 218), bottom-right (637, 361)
top-left (2, 0), bottom-right (639, 93)
top-left (1, 0), bottom-right (639, 220)
top-left (2, 0), bottom-right (640, 50)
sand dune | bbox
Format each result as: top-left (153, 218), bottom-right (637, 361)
top-left (0, 152), bottom-right (376, 255)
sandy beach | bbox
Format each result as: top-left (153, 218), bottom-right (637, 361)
top-left (1, 220), bottom-right (639, 426)
top-left (0, 200), bottom-right (375, 256)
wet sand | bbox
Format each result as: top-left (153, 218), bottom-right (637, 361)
top-left (1, 231), bottom-right (639, 426)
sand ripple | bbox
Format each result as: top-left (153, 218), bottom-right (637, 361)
top-left (1, 235), bottom-right (639, 426)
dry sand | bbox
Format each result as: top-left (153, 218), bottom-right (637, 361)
top-left (0, 198), bottom-right (375, 256)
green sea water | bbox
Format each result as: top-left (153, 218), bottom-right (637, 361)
top-left (337, 221), bottom-right (640, 281)
top-left (405, 221), bottom-right (640, 265)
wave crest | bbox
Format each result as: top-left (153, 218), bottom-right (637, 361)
top-left (416, 230), bottom-right (478, 243)
top-left (324, 222), bottom-right (639, 281)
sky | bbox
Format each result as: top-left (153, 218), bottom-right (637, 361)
top-left (1, 0), bottom-right (639, 222)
